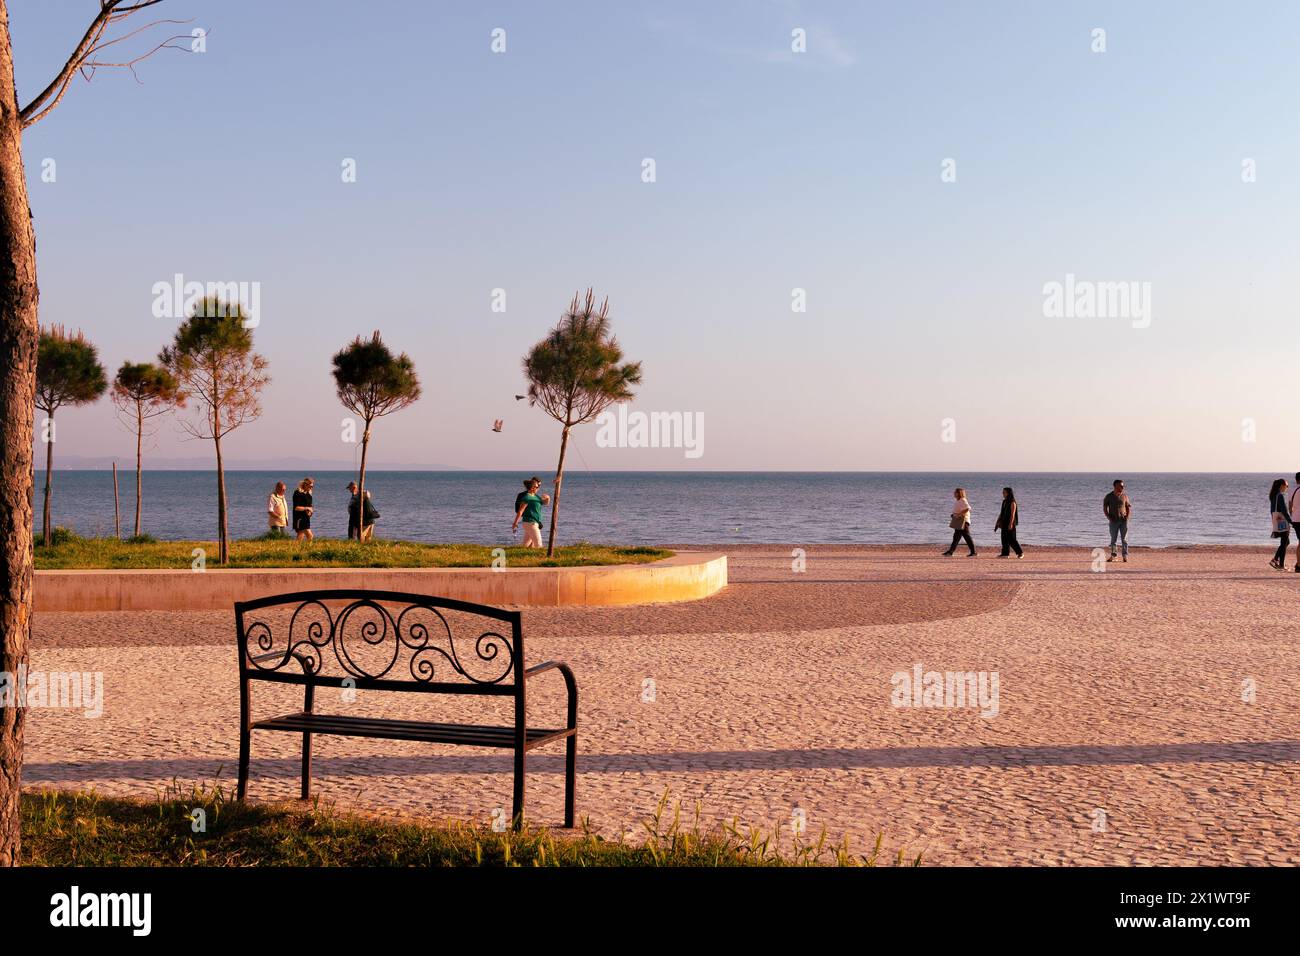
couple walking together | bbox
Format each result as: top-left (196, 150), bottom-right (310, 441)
top-left (942, 487), bottom-right (1023, 558)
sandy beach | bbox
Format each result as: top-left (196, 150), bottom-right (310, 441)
top-left (25, 544), bottom-right (1300, 865)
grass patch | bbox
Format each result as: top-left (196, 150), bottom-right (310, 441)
top-left (34, 530), bottom-right (670, 570)
top-left (20, 785), bottom-right (921, 867)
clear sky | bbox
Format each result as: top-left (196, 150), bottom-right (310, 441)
top-left (15, 1), bottom-right (1300, 472)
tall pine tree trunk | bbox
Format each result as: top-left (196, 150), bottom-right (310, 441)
top-left (356, 417), bottom-right (371, 540)
top-left (133, 406), bottom-right (142, 537)
top-left (40, 411), bottom-right (51, 545)
top-left (0, 0), bottom-right (40, 866)
top-left (214, 434), bottom-right (228, 564)
top-left (546, 425), bottom-right (570, 557)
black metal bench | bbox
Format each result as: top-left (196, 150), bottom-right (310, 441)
top-left (234, 589), bottom-right (577, 827)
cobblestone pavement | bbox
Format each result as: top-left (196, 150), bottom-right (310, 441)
top-left (26, 545), bottom-right (1300, 865)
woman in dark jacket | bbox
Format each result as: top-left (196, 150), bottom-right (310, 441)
top-left (1269, 477), bottom-right (1293, 571)
top-left (292, 477), bottom-right (315, 543)
top-left (994, 487), bottom-right (1023, 558)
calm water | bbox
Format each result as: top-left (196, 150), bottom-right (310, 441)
top-left (31, 471), bottom-right (1284, 548)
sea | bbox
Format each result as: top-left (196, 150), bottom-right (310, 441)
top-left (30, 471), bottom-right (1286, 548)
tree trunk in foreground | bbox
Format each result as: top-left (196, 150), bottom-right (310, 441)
top-left (0, 0), bottom-right (40, 866)
top-left (546, 425), bottom-right (570, 557)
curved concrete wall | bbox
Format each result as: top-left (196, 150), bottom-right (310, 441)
top-left (34, 551), bottom-right (727, 612)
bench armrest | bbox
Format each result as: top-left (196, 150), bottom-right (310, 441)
top-left (523, 661), bottom-right (577, 730)
top-left (524, 660), bottom-right (571, 679)
top-left (250, 649), bottom-right (314, 672)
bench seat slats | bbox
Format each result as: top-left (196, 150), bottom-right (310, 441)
top-left (251, 711), bottom-right (572, 749)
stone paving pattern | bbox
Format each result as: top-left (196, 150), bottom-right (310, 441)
top-left (26, 544), bottom-right (1300, 865)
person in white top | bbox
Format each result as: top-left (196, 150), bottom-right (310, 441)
top-left (267, 482), bottom-right (288, 534)
top-left (942, 487), bottom-right (977, 557)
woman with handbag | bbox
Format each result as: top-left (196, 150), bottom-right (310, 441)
top-left (351, 489), bottom-right (380, 542)
top-left (1269, 477), bottom-right (1293, 571)
top-left (943, 487), bottom-right (977, 557)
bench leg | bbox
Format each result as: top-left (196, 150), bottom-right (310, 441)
top-left (511, 746), bottom-right (525, 830)
top-left (237, 730), bottom-right (250, 801)
top-left (301, 731), bottom-right (313, 801)
top-left (564, 733), bottom-right (576, 828)
top-left (301, 683), bottom-right (315, 800)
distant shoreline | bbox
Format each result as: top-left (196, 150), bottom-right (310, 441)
top-left (33, 467), bottom-right (1291, 475)
top-left (29, 472), bottom-right (1285, 549)
top-left (665, 542), bottom-right (1273, 553)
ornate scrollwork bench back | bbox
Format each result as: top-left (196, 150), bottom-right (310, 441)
top-left (236, 589), bottom-right (522, 695)
top-left (234, 588), bottom-right (577, 827)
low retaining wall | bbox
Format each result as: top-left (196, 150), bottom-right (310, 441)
top-left (34, 551), bottom-right (727, 612)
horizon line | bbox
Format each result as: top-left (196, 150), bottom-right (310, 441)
top-left (33, 467), bottom-right (1294, 476)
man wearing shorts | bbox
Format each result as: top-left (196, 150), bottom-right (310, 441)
top-left (512, 476), bottom-right (550, 548)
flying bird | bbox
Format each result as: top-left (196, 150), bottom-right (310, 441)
top-left (514, 395), bottom-right (526, 401)
top-left (492, 419), bottom-right (503, 432)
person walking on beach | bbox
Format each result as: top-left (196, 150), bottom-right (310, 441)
top-left (292, 477), bottom-right (315, 543)
top-left (512, 476), bottom-right (550, 548)
top-left (994, 486), bottom-right (1023, 558)
top-left (1103, 479), bottom-right (1131, 562)
top-left (267, 482), bottom-right (288, 536)
top-left (942, 487), bottom-right (976, 557)
top-left (346, 481), bottom-right (359, 539)
top-left (350, 488), bottom-right (379, 541)
top-left (1269, 477), bottom-right (1294, 571)
top-left (1289, 473), bottom-right (1300, 571)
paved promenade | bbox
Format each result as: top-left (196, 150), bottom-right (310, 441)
top-left (26, 545), bottom-right (1300, 865)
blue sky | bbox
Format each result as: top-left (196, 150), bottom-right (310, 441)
top-left (15, 1), bottom-right (1300, 471)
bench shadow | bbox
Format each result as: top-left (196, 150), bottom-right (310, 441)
top-left (23, 740), bottom-right (1300, 784)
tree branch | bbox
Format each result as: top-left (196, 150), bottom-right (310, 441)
top-left (19, 1), bottom-right (193, 129)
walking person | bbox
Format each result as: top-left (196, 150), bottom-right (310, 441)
top-left (1103, 479), bottom-right (1131, 562)
top-left (1289, 473), bottom-right (1300, 572)
top-left (994, 487), bottom-right (1023, 558)
top-left (292, 477), bottom-right (315, 543)
top-left (512, 476), bottom-right (550, 548)
top-left (942, 487), bottom-right (977, 557)
top-left (1269, 477), bottom-right (1294, 571)
top-left (350, 488), bottom-right (379, 541)
top-left (346, 481), bottom-right (359, 539)
top-left (266, 482), bottom-right (288, 537)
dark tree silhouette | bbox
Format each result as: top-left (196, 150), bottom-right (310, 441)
top-left (522, 289), bottom-right (641, 556)
top-left (331, 331), bottom-right (421, 531)
top-left (35, 325), bottom-right (107, 545)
